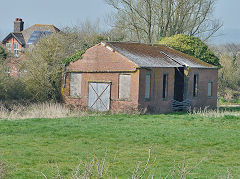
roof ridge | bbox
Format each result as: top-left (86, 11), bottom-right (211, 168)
top-left (33, 24), bottom-right (55, 27)
top-left (22, 24), bottom-right (58, 33)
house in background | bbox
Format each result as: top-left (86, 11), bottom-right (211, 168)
top-left (62, 42), bottom-right (218, 113)
top-left (1, 18), bottom-right (60, 76)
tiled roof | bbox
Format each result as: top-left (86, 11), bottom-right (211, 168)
top-left (2, 33), bottom-right (25, 45)
top-left (2, 24), bottom-right (59, 46)
top-left (12, 33), bottom-right (25, 45)
top-left (104, 42), bottom-right (217, 68)
top-left (22, 24), bottom-right (59, 44)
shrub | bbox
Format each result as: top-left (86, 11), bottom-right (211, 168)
top-left (158, 34), bottom-right (221, 67)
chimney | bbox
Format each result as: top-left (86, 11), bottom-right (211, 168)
top-left (14, 18), bottom-right (24, 33)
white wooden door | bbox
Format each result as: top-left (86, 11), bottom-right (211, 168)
top-left (88, 82), bottom-right (111, 111)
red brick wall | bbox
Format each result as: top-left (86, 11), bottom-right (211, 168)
top-left (63, 71), bottom-right (140, 111)
top-left (138, 68), bottom-right (175, 113)
top-left (4, 37), bottom-right (24, 77)
top-left (185, 68), bottom-right (218, 109)
top-left (5, 37), bottom-right (22, 53)
top-left (137, 67), bottom-right (218, 113)
top-left (63, 44), bottom-right (140, 111)
top-left (63, 44), bottom-right (218, 113)
top-left (67, 44), bottom-right (138, 72)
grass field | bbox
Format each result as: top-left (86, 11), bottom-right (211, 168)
top-left (0, 108), bottom-right (240, 178)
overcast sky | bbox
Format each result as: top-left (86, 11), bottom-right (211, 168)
top-left (0, 0), bottom-right (240, 44)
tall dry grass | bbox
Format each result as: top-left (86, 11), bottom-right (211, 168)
top-left (0, 102), bottom-right (88, 120)
top-left (189, 107), bottom-right (240, 118)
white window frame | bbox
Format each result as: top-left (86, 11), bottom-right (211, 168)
top-left (13, 43), bottom-right (19, 57)
top-left (6, 43), bottom-right (11, 53)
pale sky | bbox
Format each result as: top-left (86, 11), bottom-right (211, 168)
top-left (0, 0), bottom-right (240, 44)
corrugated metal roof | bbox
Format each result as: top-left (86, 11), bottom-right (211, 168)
top-left (105, 42), bottom-right (217, 68)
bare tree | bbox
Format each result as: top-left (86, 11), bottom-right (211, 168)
top-left (105, 0), bottom-right (222, 43)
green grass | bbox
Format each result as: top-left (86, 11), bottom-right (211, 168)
top-left (0, 112), bottom-right (240, 178)
top-left (218, 97), bottom-right (240, 105)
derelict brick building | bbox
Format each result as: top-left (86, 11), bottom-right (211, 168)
top-left (62, 42), bottom-right (218, 113)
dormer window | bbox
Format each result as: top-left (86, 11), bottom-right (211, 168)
top-left (13, 43), bottom-right (19, 57)
top-left (6, 43), bottom-right (11, 53)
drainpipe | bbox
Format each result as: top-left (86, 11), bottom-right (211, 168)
top-left (63, 64), bottom-right (67, 88)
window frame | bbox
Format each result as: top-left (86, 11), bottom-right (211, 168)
top-left (13, 43), bottom-right (19, 57)
top-left (69, 72), bottom-right (82, 98)
top-left (118, 73), bottom-right (131, 100)
top-left (6, 43), bottom-right (11, 53)
top-left (193, 73), bottom-right (199, 97)
top-left (162, 73), bottom-right (168, 99)
top-left (145, 72), bottom-right (151, 100)
top-left (208, 81), bottom-right (213, 97)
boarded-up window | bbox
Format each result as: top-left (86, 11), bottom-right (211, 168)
top-left (193, 74), bottom-right (198, 97)
top-left (162, 74), bottom-right (168, 98)
top-left (70, 73), bottom-right (82, 97)
top-left (208, 81), bottom-right (213, 97)
top-left (119, 74), bottom-right (131, 99)
top-left (145, 73), bottom-right (151, 99)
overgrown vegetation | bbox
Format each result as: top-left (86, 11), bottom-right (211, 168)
top-left (213, 44), bottom-right (240, 103)
top-left (63, 49), bottom-right (87, 65)
top-left (158, 34), bottom-right (221, 67)
top-left (0, 45), bottom-right (7, 61)
top-left (0, 108), bottom-right (240, 178)
top-left (0, 22), bottom-right (107, 102)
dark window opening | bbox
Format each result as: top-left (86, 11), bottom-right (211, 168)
top-left (163, 74), bottom-right (168, 98)
top-left (174, 67), bottom-right (184, 101)
top-left (193, 74), bottom-right (198, 97)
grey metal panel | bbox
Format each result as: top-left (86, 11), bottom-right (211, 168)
top-left (88, 83), bottom-right (110, 111)
top-left (99, 83), bottom-right (110, 111)
top-left (88, 83), bottom-right (98, 109)
top-left (70, 73), bottom-right (82, 97)
top-left (119, 74), bottom-right (131, 99)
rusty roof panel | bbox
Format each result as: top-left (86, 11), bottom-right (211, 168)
top-left (105, 42), bottom-right (217, 69)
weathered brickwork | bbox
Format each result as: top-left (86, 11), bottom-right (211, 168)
top-left (62, 43), bottom-right (218, 113)
top-left (186, 68), bottom-right (218, 109)
top-left (63, 45), bottom-right (140, 111)
top-left (138, 68), bottom-right (175, 113)
top-left (68, 44), bottom-right (138, 72)
top-left (5, 37), bottom-right (23, 53)
top-left (63, 71), bottom-right (140, 111)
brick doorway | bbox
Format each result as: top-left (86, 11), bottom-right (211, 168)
top-left (174, 67), bottom-right (184, 102)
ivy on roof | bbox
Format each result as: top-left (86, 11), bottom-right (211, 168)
top-left (63, 49), bottom-right (86, 65)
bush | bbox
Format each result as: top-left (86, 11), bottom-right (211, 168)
top-left (158, 34), bottom-right (221, 67)
top-left (0, 46), bottom-right (8, 61)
